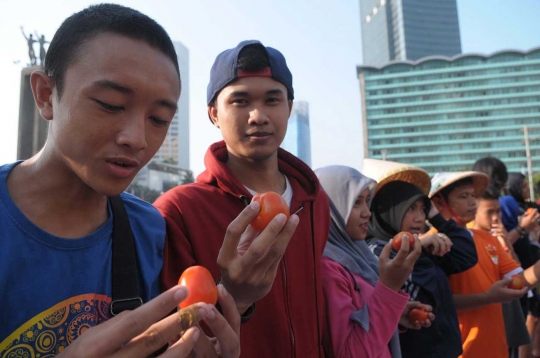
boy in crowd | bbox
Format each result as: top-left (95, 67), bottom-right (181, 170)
top-left (430, 172), bottom-right (530, 358)
top-left (0, 4), bottom-right (240, 357)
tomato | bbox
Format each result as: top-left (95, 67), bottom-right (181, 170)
top-left (250, 191), bottom-right (290, 232)
top-left (508, 274), bottom-right (525, 290)
top-left (392, 231), bottom-right (415, 251)
top-left (408, 306), bottom-right (429, 324)
top-left (526, 208), bottom-right (536, 216)
top-left (178, 265), bottom-right (218, 309)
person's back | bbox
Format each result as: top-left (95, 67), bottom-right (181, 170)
top-left (155, 40), bottom-right (330, 357)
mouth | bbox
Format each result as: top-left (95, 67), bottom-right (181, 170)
top-left (107, 157), bottom-right (140, 168)
top-left (105, 157), bottom-right (140, 178)
top-left (359, 223), bottom-right (369, 230)
top-left (247, 131), bottom-right (272, 138)
top-left (409, 227), bottom-right (422, 234)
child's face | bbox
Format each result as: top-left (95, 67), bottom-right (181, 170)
top-left (475, 198), bottom-right (501, 231)
top-left (38, 33), bottom-right (180, 196)
top-left (400, 199), bottom-right (426, 235)
top-left (446, 184), bottom-right (478, 224)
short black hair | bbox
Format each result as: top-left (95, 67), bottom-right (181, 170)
top-left (472, 157), bottom-right (508, 191)
top-left (481, 185), bottom-right (500, 201)
top-left (439, 177), bottom-right (474, 202)
top-left (45, 3), bottom-right (180, 98)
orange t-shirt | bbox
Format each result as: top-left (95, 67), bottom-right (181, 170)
top-left (448, 229), bottom-right (521, 358)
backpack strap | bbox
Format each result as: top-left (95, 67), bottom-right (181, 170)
top-left (109, 195), bottom-right (143, 316)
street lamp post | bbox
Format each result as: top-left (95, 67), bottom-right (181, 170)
top-left (524, 125), bottom-right (535, 199)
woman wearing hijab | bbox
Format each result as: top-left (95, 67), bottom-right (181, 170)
top-left (368, 180), bottom-right (478, 358)
top-left (316, 165), bottom-right (421, 358)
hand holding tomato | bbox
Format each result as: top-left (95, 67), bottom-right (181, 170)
top-left (178, 266), bottom-right (218, 309)
top-left (508, 274), bottom-right (526, 290)
top-left (378, 234), bottom-right (421, 292)
top-left (217, 200), bottom-right (299, 316)
top-left (250, 192), bottom-right (290, 232)
top-left (520, 208), bottom-right (539, 232)
top-left (392, 232), bottom-right (415, 251)
top-left (399, 302), bottom-right (435, 330)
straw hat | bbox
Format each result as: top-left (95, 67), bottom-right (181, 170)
top-left (362, 158), bottom-right (431, 195)
top-left (429, 171), bottom-right (490, 199)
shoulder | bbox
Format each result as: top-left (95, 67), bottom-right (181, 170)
top-left (321, 257), bottom-right (351, 283)
top-left (120, 192), bottom-right (165, 240)
top-left (153, 182), bottom-right (216, 214)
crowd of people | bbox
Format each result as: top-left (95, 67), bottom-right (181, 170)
top-left (2, 3), bottom-right (540, 358)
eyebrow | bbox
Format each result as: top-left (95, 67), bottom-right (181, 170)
top-left (92, 80), bottom-right (178, 111)
top-left (92, 80), bottom-right (134, 94)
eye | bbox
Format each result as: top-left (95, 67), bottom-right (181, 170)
top-left (95, 99), bottom-right (123, 112)
top-left (266, 97), bottom-right (280, 104)
top-left (150, 116), bottom-right (169, 127)
top-left (231, 98), bottom-right (248, 105)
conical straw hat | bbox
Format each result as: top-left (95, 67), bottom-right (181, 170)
top-left (429, 171), bottom-right (489, 199)
top-left (362, 158), bottom-right (431, 195)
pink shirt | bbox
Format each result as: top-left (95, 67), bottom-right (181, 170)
top-left (322, 256), bottom-right (409, 358)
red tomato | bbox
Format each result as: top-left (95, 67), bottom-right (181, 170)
top-left (508, 274), bottom-right (525, 290)
top-left (408, 306), bottom-right (429, 324)
top-left (178, 266), bottom-right (218, 309)
top-left (392, 231), bottom-right (415, 251)
top-left (250, 191), bottom-right (290, 232)
top-left (526, 208), bottom-right (536, 216)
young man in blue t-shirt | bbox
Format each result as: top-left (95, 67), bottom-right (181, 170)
top-left (0, 4), bottom-right (242, 357)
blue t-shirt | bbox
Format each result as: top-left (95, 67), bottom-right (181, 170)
top-left (0, 162), bottom-right (165, 356)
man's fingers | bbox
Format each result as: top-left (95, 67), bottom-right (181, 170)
top-left (203, 307), bottom-right (241, 358)
top-left (243, 214), bottom-right (299, 271)
top-left (120, 304), bottom-right (210, 358)
top-left (217, 284), bottom-right (241, 337)
top-left (159, 327), bottom-right (200, 358)
top-left (219, 202), bottom-right (261, 264)
top-left (98, 286), bottom-right (189, 349)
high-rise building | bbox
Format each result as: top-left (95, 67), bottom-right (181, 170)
top-left (17, 65), bottom-right (47, 160)
top-left (281, 101), bottom-right (311, 166)
top-left (357, 48), bottom-right (540, 175)
top-left (150, 41), bottom-right (190, 169)
top-left (360, 0), bottom-right (462, 67)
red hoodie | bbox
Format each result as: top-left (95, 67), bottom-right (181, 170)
top-left (154, 141), bottom-right (330, 357)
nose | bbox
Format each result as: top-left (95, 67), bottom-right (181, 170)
top-left (361, 207), bottom-right (371, 218)
top-left (247, 107), bottom-right (269, 126)
top-left (116, 114), bottom-right (147, 151)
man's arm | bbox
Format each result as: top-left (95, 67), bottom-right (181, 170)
top-left (428, 213), bottom-right (478, 275)
top-left (453, 278), bottom-right (528, 311)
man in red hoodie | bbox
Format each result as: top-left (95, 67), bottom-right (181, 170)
top-left (154, 40), bottom-right (331, 357)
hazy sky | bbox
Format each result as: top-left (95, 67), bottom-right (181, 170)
top-left (1, 0), bottom-right (539, 176)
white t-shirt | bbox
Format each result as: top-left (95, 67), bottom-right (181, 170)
top-left (245, 175), bottom-right (293, 208)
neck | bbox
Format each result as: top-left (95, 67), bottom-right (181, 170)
top-left (7, 146), bottom-right (109, 238)
top-left (226, 149), bottom-right (286, 194)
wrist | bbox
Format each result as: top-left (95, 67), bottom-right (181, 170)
top-left (482, 291), bottom-right (495, 305)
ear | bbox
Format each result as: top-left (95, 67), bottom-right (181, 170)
top-left (432, 196), bottom-right (444, 212)
top-left (208, 104), bottom-right (220, 128)
top-left (30, 71), bottom-right (54, 120)
top-left (287, 100), bottom-right (293, 117)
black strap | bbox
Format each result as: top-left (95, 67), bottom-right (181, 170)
top-left (109, 196), bottom-right (143, 315)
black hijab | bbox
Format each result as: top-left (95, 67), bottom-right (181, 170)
top-left (368, 181), bottom-right (431, 241)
